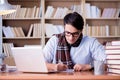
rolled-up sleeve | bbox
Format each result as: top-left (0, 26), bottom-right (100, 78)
top-left (90, 39), bottom-right (106, 61)
top-left (42, 36), bottom-right (58, 63)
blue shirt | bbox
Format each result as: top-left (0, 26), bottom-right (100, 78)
top-left (43, 35), bottom-right (106, 66)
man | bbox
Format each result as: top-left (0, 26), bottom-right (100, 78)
top-left (43, 12), bottom-right (106, 71)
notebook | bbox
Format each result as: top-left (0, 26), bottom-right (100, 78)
top-left (11, 47), bottom-right (58, 73)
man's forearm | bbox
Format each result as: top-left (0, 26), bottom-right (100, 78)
top-left (46, 62), bottom-right (68, 71)
top-left (46, 62), bottom-right (56, 71)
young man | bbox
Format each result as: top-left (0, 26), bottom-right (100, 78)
top-left (43, 12), bottom-right (106, 71)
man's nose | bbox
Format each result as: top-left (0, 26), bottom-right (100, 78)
top-left (69, 35), bottom-right (74, 39)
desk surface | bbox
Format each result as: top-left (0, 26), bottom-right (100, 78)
top-left (0, 71), bottom-right (120, 80)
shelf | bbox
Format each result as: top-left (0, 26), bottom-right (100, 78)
top-left (86, 0), bottom-right (120, 2)
top-left (9, 0), bottom-right (40, 2)
top-left (3, 18), bottom-right (41, 20)
top-left (3, 37), bottom-right (42, 39)
top-left (2, 0), bottom-right (120, 47)
top-left (86, 18), bottom-right (120, 20)
top-left (3, 17), bottom-right (119, 20)
top-left (45, 0), bottom-right (82, 2)
top-left (45, 18), bottom-right (63, 20)
top-left (92, 36), bottom-right (120, 38)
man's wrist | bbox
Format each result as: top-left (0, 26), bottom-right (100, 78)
top-left (54, 64), bottom-right (58, 71)
top-left (90, 64), bottom-right (94, 71)
top-left (82, 64), bottom-right (92, 71)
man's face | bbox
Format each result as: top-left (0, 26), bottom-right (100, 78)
top-left (64, 24), bottom-right (81, 45)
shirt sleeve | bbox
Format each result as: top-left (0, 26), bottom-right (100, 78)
top-left (90, 38), bottom-right (106, 62)
top-left (42, 36), bottom-right (58, 63)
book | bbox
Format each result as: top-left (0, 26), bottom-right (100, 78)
top-left (2, 26), bottom-right (14, 38)
top-left (107, 60), bottom-right (120, 65)
top-left (39, 6), bottom-right (42, 18)
top-left (17, 27), bottom-right (25, 37)
top-left (91, 6), bottom-right (97, 18)
top-left (10, 27), bottom-right (17, 37)
top-left (27, 24), bottom-right (33, 37)
top-left (14, 27), bottom-right (21, 37)
top-left (45, 6), bottom-right (54, 18)
top-left (115, 9), bottom-right (120, 18)
top-left (31, 6), bottom-right (36, 18)
top-left (45, 23), bottom-right (64, 37)
top-left (2, 43), bottom-right (9, 57)
top-left (32, 23), bottom-right (42, 37)
top-left (61, 7), bottom-right (69, 18)
top-left (2, 43), bottom-right (14, 57)
top-left (111, 41), bottom-right (120, 46)
top-left (85, 3), bottom-right (91, 18)
top-left (57, 25), bottom-right (64, 33)
top-left (45, 23), bottom-right (56, 37)
top-left (108, 68), bottom-right (120, 74)
top-left (105, 45), bottom-right (120, 49)
top-left (101, 8), bottom-right (108, 18)
top-left (105, 25), bottom-right (109, 37)
top-left (107, 54), bottom-right (120, 59)
top-left (21, 8), bottom-right (27, 18)
top-left (105, 49), bottom-right (120, 54)
top-left (35, 7), bottom-right (39, 18)
top-left (111, 8), bottom-right (117, 18)
top-left (108, 64), bottom-right (120, 69)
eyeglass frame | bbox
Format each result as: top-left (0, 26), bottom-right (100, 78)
top-left (64, 30), bottom-right (81, 37)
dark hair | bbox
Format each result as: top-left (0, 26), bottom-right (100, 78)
top-left (63, 12), bottom-right (84, 30)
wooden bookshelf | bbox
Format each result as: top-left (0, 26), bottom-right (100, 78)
top-left (3, 0), bottom-right (120, 46)
top-left (2, 0), bottom-right (42, 47)
top-left (84, 0), bottom-right (120, 44)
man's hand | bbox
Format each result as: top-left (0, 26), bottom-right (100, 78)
top-left (46, 62), bottom-right (68, 71)
top-left (73, 64), bottom-right (92, 71)
top-left (55, 63), bottom-right (68, 71)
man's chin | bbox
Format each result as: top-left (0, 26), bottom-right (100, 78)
top-left (68, 42), bottom-right (75, 45)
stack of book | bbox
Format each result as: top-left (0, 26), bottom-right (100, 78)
top-left (45, 23), bottom-right (64, 37)
top-left (2, 43), bottom-right (14, 57)
top-left (2, 26), bottom-right (25, 38)
top-left (85, 3), bottom-right (120, 18)
top-left (105, 41), bottom-right (120, 75)
top-left (27, 23), bottom-right (42, 38)
top-left (45, 5), bottom-right (82, 19)
top-left (2, 5), bottom-right (42, 19)
top-left (86, 25), bottom-right (120, 37)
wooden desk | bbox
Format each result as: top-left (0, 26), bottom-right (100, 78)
top-left (0, 71), bottom-right (120, 80)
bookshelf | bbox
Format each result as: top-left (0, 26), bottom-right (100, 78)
top-left (2, 0), bottom-right (120, 65)
top-left (84, 0), bottom-right (120, 44)
top-left (2, 0), bottom-right (43, 47)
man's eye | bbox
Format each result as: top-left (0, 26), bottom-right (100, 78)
top-left (74, 32), bottom-right (79, 35)
top-left (67, 32), bottom-right (70, 34)
top-left (65, 32), bottom-right (70, 34)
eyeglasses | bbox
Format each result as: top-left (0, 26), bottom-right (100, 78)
top-left (64, 31), bottom-right (81, 37)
